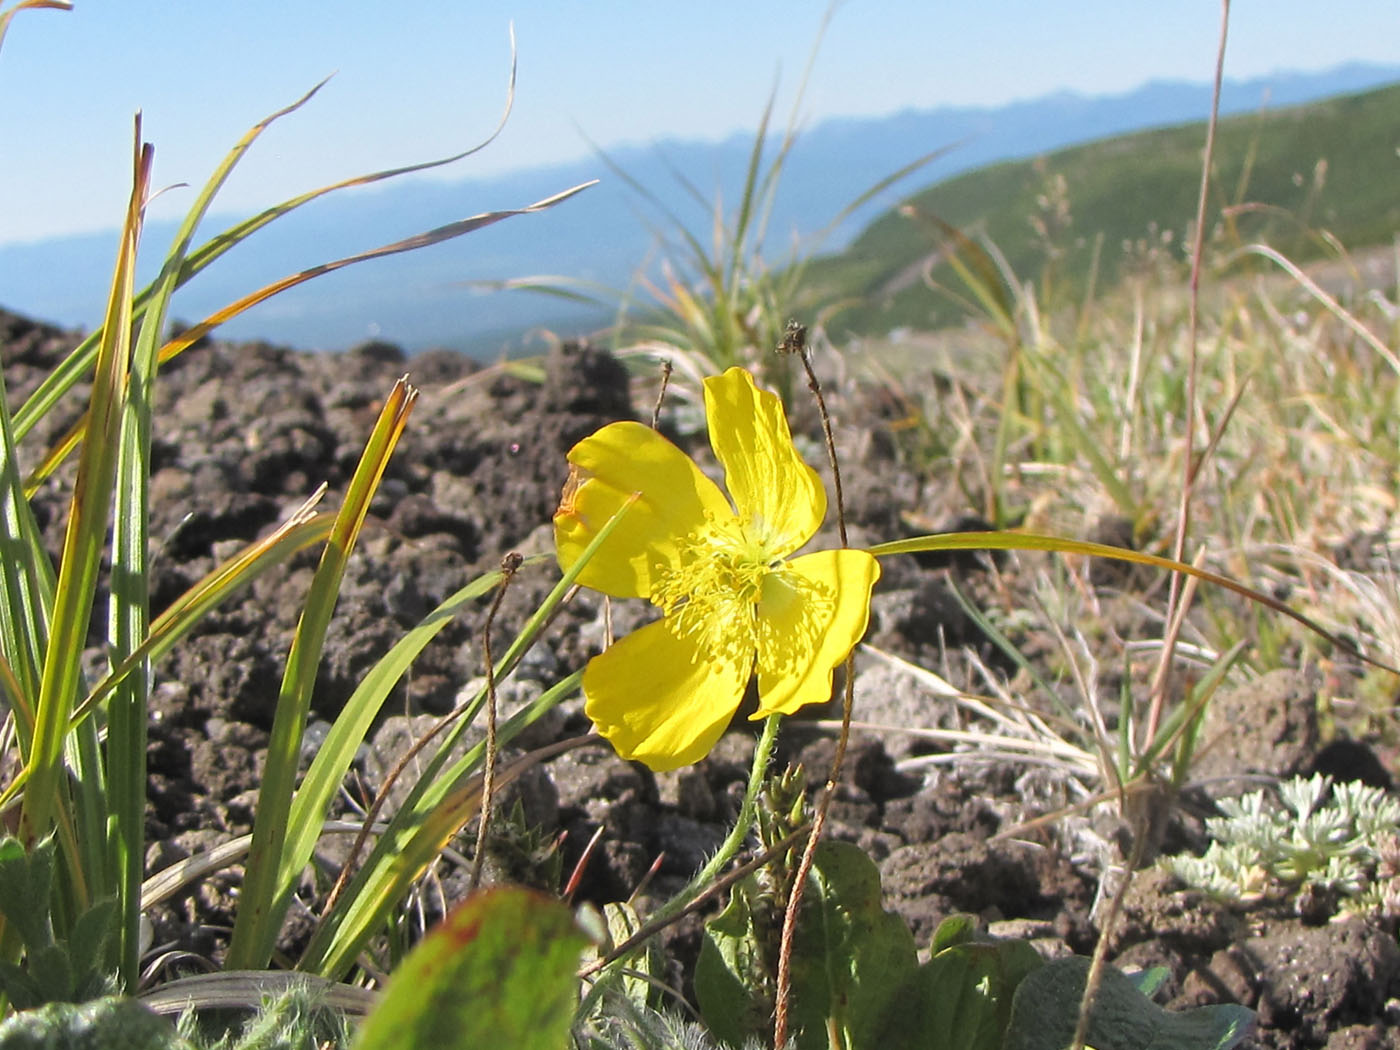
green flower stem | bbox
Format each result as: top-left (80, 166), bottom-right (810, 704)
top-left (682, 712), bottom-right (782, 897)
top-left (580, 713), bottom-right (782, 1011)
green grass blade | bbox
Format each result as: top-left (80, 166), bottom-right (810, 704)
top-left (8, 79), bottom-right (334, 450)
top-left (942, 576), bottom-right (1072, 727)
top-left (10, 41), bottom-right (519, 448)
top-left (1142, 640), bottom-right (1246, 780)
top-left (869, 531), bottom-right (1399, 675)
top-left (274, 565), bottom-right (516, 924)
top-left (301, 679), bottom-right (586, 979)
top-left (0, 506), bottom-right (333, 815)
top-left (302, 496), bottom-right (639, 976)
top-left (725, 87), bottom-right (777, 291)
top-left (225, 379), bottom-right (417, 971)
top-left (18, 133), bottom-right (151, 848)
top-left (1018, 351), bottom-right (1139, 517)
top-left (0, 359), bottom-right (53, 742)
top-left (106, 77), bottom-right (324, 987)
top-left (70, 506), bottom-right (333, 730)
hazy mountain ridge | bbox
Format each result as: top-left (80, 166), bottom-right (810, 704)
top-left (2, 61), bottom-right (1396, 355)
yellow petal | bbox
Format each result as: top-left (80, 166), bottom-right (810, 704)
top-left (753, 548), bottom-right (880, 716)
top-left (703, 368), bottom-right (825, 557)
top-left (555, 420), bottom-right (733, 599)
top-left (583, 618), bottom-right (754, 771)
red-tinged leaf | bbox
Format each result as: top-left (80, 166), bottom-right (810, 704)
top-left (353, 888), bottom-right (588, 1050)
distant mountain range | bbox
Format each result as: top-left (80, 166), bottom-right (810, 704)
top-left (2, 61), bottom-right (1397, 356)
top-left (808, 79), bottom-right (1400, 339)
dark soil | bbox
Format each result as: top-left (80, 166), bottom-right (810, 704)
top-left (5, 306), bottom-right (1400, 1049)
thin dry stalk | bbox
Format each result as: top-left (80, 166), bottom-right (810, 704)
top-left (1149, 0), bottom-right (1231, 744)
top-left (1087, 5), bottom-right (1229, 1049)
top-left (773, 322), bottom-right (852, 1049)
top-left (468, 551), bottom-right (524, 891)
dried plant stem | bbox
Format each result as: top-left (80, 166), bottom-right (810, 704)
top-left (784, 322), bottom-right (847, 547)
top-left (468, 551), bottom-right (523, 891)
top-left (1070, 822), bottom-right (1150, 1050)
top-left (1148, 0), bottom-right (1230, 746)
top-left (650, 358), bottom-right (674, 430)
top-left (774, 324), bottom-right (852, 1048)
top-left (1104, 6), bottom-right (1229, 1050)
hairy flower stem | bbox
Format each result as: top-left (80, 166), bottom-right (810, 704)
top-left (578, 713), bottom-right (783, 1013)
top-left (774, 326), bottom-right (853, 1049)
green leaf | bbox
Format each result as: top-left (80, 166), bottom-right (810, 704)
top-left (0, 836), bottom-right (56, 950)
top-left (1003, 956), bottom-right (1255, 1050)
top-left (352, 888), bottom-right (588, 1050)
top-left (694, 874), bottom-right (778, 1047)
top-left (0, 995), bottom-right (189, 1050)
top-left (877, 919), bottom-right (1043, 1050)
top-left (930, 912), bottom-right (980, 954)
top-left (0, 961), bottom-right (45, 1012)
top-left (67, 898), bottom-right (116, 977)
top-left (25, 943), bottom-right (74, 1004)
top-left (695, 840), bottom-right (918, 1050)
top-left (227, 377), bottom-right (418, 972)
top-left (582, 902), bottom-right (662, 1010)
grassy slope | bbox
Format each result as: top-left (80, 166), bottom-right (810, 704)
top-left (808, 81), bottom-right (1400, 338)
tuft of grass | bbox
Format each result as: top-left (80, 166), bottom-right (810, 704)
top-left (1, 5), bottom-right (596, 1005)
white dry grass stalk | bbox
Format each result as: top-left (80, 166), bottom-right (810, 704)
top-left (848, 645), bottom-right (1100, 781)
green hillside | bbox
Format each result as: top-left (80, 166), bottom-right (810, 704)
top-left (808, 81), bottom-right (1400, 338)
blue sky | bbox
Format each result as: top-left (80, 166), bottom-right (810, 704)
top-left (1, 1), bottom-right (1395, 244)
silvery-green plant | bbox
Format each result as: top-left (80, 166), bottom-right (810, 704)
top-left (1168, 774), bottom-right (1400, 918)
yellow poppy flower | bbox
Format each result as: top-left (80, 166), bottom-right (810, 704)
top-left (554, 366), bottom-right (880, 771)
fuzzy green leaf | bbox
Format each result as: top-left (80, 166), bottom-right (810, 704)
top-left (877, 916), bottom-right (1043, 1050)
top-left (694, 874), bottom-right (777, 1046)
top-left (696, 840), bottom-right (918, 1050)
top-left (0, 996), bottom-right (188, 1050)
top-left (1003, 956), bottom-right (1254, 1050)
top-left (0, 836), bottom-right (55, 950)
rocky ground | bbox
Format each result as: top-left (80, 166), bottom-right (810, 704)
top-left (4, 305), bottom-right (1400, 1049)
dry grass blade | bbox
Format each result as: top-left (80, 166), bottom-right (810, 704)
top-left (12, 23), bottom-right (521, 452)
top-left (0, 0), bottom-right (69, 53)
top-left (140, 820), bottom-right (389, 913)
top-left (1236, 242), bottom-right (1400, 374)
top-left (23, 182), bottom-right (596, 492)
top-left (303, 731), bottom-right (595, 979)
top-left (138, 971), bottom-right (376, 1018)
top-left (871, 530), bottom-right (1400, 675)
top-left (278, 559), bottom-right (537, 925)
top-left (64, 497), bottom-right (333, 734)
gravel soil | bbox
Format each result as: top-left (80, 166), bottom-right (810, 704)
top-left (5, 306), bottom-right (1399, 1049)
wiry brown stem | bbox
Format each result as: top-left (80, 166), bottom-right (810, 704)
top-left (650, 359), bottom-right (674, 430)
top-left (468, 551), bottom-right (523, 892)
top-left (1148, 0), bottom-right (1230, 748)
top-left (577, 824), bottom-right (810, 979)
top-left (774, 322), bottom-right (853, 1048)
